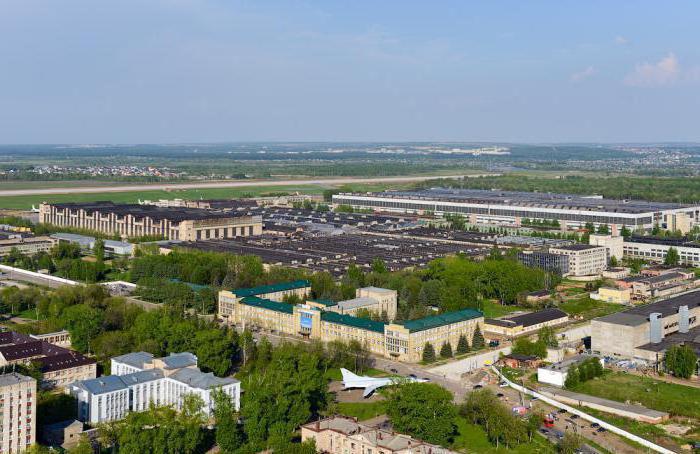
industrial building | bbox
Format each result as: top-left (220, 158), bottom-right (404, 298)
top-left (0, 373), bottom-right (36, 453)
top-left (69, 352), bottom-right (240, 424)
top-left (301, 416), bottom-right (457, 454)
top-left (622, 235), bottom-right (700, 267)
top-left (333, 188), bottom-right (700, 231)
top-left (517, 251), bottom-right (570, 275)
top-left (39, 202), bottom-right (262, 241)
top-left (483, 308), bottom-right (569, 338)
top-left (0, 236), bottom-right (56, 257)
top-left (591, 291), bottom-right (700, 364)
top-left (548, 244), bottom-right (607, 277)
top-left (218, 282), bottom-right (483, 363)
top-left (537, 354), bottom-right (604, 387)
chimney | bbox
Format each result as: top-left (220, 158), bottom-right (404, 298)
top-left (649, 313), bottom-right (664, 344)
top-left (679, 306), bottom-right (690, 334)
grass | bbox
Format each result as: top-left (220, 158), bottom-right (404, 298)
top-left (452, 417), bottom-right (554, 453)
top-left (479, 300), bottom-right (525, 318)
top-left (558, 296), bottom-right (623, 321)
top-left (336, 401), bottom-right (387, 421)
top-left (570, 371), bottom-right (700, 419)
top-left (15, 308), bottom-right (38, 320)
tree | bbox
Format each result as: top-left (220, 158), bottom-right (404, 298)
top-left (558, 432), bottom-right (582, 454)
top-left (193, 329), bottom-right (234, 376)
top-left (460, 389), bottom-right (528, 448)
top-left (422, 342), bottom-right (436, 363)
top-left (371, 258), bottom-right (388, 273)
top-left (62, 304), bottom-right (104, 352)
top-left (525, 410), bottom-right (544, 442)
top-left (213, 390), bottom-right (244, 454)
top-left (456, 335), bottom-right (470, 355)
top-left (440, 342), bottom-right (453, 359)
top-left (538, 326), bottom-right (559, 348)
top-left (665, 247), bottom-right (680, 266)
top-left (609, 255), bottom-right (618, 267)
top-left (596, 224), bottom-right (610, 234)
top-left (512, 338), bottom-right (547, 359)
top-left (385, 382), bottom-right (457, 446)
top-left (471, 325), bottom-right (485, 350)
top-left (665, 344), bottom-right (697, 379)
top-left (620, 225), bottom-right (632, 238)
top-left (564, 368), bottom-right (580, 388)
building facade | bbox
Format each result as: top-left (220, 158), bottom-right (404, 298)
top-left (39, 202), bottom-right (262, 241)
top-left (310, 287), bottom-right (399, 321)
top-left (588, 234), bottom-right (624, 262)
top-left (517, 251), bottom-right (570, 275)
top-left (69, 352), bottom-right (240, 424)
top-left (219, 282), bottom-right (483, 363)
top-left (483, 308), bottom-right (569, 338)
top-left (623, 236), bottom-right (700, 267)
top-left (333, 188), bottom-right (700, 231)
top-left (301, 416), bottom-right (458, 454)
top-left (0, 373), bottom-right (36, 453)
top-left (548, 245), bottom-right (607, 277)
top-left (0, 236), bottom-right (56, 257)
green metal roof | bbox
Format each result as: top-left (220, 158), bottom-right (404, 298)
top-left (321, 311), bottom-right (386, 333)
top-left (240, 296), bottom-right (294, 314)
top-left (307, 299), bottom-right (337, 307)
top-left (402, 308), bottom-right (483, 333)
top-left (233, 280), bottom-right (311, 298)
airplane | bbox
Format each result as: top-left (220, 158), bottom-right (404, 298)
top-left (340, 368), bottom-right (428, 398)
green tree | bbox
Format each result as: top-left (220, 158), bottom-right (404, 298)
top-left (62, 304), bottom-right (104, 352)
top-left (665, 344), bottom-right (697, 379)
top-left (471, 325), bottom-right (485, 350)
top-left (456, 334), bottom-right (470, 355)
top-left (439, 342), bottom-right (453, 359)
top-left (371, 258), bottom-right (388, 273)
top-left (212, 390), bottom-right (244, 454)
top-left (596, 224), bottom-right (610, 234)
top-left (422, 342), bottom-right (436, 363)
top-left (665, 247), bottom-right (680, 266)
top-left (385, 382), bottom-right (457, 446)
top-left (537, 326), bottom-right (559, 348)
top-left (558, 432), bottom-right (582, 454)
top-left (193, 329), bottom-right (234, 376)
top-left (564, 368), bottom-right (580, 388)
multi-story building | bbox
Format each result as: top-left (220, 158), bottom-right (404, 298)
top-left (517, 251), bottom-right (570, 275)
top-left (0, 236), bottom-right (56, 257)
top-left (0, 373), bottom-right (36, 453)
top-left (623, 235), bottom-right (700, 267)
top-left (69, 352), bottom-right (240, 424)
top-left (219, 282), bottom-right (483, 363)
top-left (483, 308), bottom-right (569, 338)
top-left (333, 188), bottom-right (700, 231)
top-left (588, 234), bottom-right (624, 262)
top-left (218, 280), bottom-right (311, 321)
top-left (0, 332), bottom-right (95, 389)
top-left (301, 416), bottom-right (458, 454)
top-left (39, 202), bottom-right (262, 241)
top-left (309, 287), bottom-right (398, 321)
top-left (548, 244), bottom-right (607, 277)
top-left (591, 291), bottom-right (700, 365)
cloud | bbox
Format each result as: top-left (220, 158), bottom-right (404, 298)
top-left (570, 66), bottom-right (596, 82)
top-left (624, 53), bottom-right (680, 87)
top-left (614, 36), bottom-right (628, 45)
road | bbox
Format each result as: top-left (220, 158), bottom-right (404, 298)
top-left (0, 174), bottom-right (497, 197)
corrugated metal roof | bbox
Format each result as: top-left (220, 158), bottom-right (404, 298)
top-left (233, 279), bottom-right (310, 297)
top-left (321, 311), bottom-right (386, 333)
top-left (240, 296), bottom-right (294, 314)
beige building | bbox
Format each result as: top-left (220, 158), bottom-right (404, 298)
top-left (301, 416), bottom-right (457, 454)
top-left (312, 287), bottom-right (399, 321)
top-left (219, 282), bottom-right (483, 363)
top-left (0, 373), bottom-right (36, 453)
top-left (39, 202), bottom-right (262, 241)
top-left (590, 287), bottom-right (631, 305)
top-left (483, 308), bottom-right (569, 338)
top-left (549, 244), bottom-right (607, 277)
top-left (218, 280), bottom-right (311, 322)
top-left (0, 236), bottom-right (57, 257)
top-left (588, 234), bottom-right (624, 262)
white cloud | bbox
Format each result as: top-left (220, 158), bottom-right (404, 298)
top-left (614, 36), bottom-right (628, 45)
top-left (624, 53), bottom-right (680, 87)
top-left (570, 66), bottom-right (596, 82)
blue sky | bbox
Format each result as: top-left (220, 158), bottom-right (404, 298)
top-left (1, 1), bottom-right (699, 143)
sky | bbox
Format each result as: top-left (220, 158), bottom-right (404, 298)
top-left (1, 0), bottom-right (699, 144)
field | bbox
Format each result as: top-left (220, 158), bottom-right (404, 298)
top-left (336, 401), bottom-right (387, 421)
top-left (480, 300), bottom-right (526, 318)
top-left (452, 418), bottom-right (554, 453)
top-left (558, 296), bottom-right (624, 321)
top-left (571, 371), bottom-right (700, 419)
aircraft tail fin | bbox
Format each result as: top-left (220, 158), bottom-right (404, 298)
top-left (340, 368), bottom-right (360, 384)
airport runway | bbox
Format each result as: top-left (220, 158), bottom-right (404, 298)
top-left (0, 174), bottom-right (497, 197)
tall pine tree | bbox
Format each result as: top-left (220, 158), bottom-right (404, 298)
top-left (456, 334), bottom-right (470, 355)
top-left (439, 342), bottom-right (453, 359)
top-left (472, 325), bottom-right (485, 350)
top-left (422, 342), bottom-right (436, 363)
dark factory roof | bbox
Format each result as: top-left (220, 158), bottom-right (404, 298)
top-left (47, 201), bottom-right (254, 222)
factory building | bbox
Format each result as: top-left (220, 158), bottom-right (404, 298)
top-left (218, 282), bottom-right (483, 363)
top-left (484, 308), bottom-right (569, 338)
top-left (0, 236), bottom-right (56, 257)
top-left (39, 202), bottom-right (262, 241)
top-left (622, 236), bottom-right (700, 267)
top-left (591, 291), bottom-right (700, 364)
top-left (517, 251), bottom-right (570, 275)
top-left (548, 244), bottom-right (607, 277)
top-left (333, 188), bottom-right (700, 231)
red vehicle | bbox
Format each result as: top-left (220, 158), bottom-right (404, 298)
top-left (543, 415), bottom-right (555, 428)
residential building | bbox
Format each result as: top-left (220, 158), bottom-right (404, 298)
top-left (0, 331), bottom-right (95, 389)
top-left (69, 352), bottom-right (240, 424)
top-left (483, 308), bottom-right (569, 338)
top-left (219, 282), bottom-right (483, 363)
top-left (537, 355), bottom-right (604, 387)
top-left (517, 251), bottom-right (570, 275)
top-left (0, 236), bottom-right (56, 257)
top-left (39, 202), bottom-right (263, 241)
top-left (548, 245), bottom-right (607, 277)
top-left (301, 416), bottom-right (458, 454)
top-left (332, 188), bottom-right (700, 231)
top-left (0, 373), bottom-right (36, 453)
top-left (591, 291), bottom-right (700, 364)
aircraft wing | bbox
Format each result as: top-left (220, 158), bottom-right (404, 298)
top-left (362, 383), bottom-right (383, 398)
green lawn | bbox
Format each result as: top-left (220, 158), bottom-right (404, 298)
top-left (0, 185), bottom-right (325, 210)
top-left (15, 308), bottom-right (38, 320)
top-left (452, 418), bottom-right (554, 453)
top-left (559, 296), bottom-right (623, 320)
top-left (480, 300), bottom-right (525, 318)
top-left (336, 401), bottom-right (387, 421)
top-left (571, 371), bottom-right (700, 419)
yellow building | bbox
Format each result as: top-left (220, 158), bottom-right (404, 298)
top-left (218, 282), bottom-right (483, 363)
top-left (590, 286), bottom-right (631, 304)
top-left (218, 280), bottom-right (311, 322)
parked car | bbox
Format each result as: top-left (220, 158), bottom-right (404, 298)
top-left (390, 368), bottom-right (398, 373)
top-left (473, 384), bottom-right (483, 389)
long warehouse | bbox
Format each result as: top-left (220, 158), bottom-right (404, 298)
top-left (333, 188), bottom-right (700, 231)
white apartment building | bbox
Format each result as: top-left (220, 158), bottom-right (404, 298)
top-left (549, 244), bottom-right (607, 277)
top-left (69, 352), bottom-right (240, 424)
top-left (623, 238), bottom-right (700, 267)
top-left (0, 373), bottom-right (36, 453)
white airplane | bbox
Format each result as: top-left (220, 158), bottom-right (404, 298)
top-left (340, 368), bottom-right (428, 398)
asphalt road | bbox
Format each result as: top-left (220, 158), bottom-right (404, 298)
top-left (0, 174), bottom-right (497, 197)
